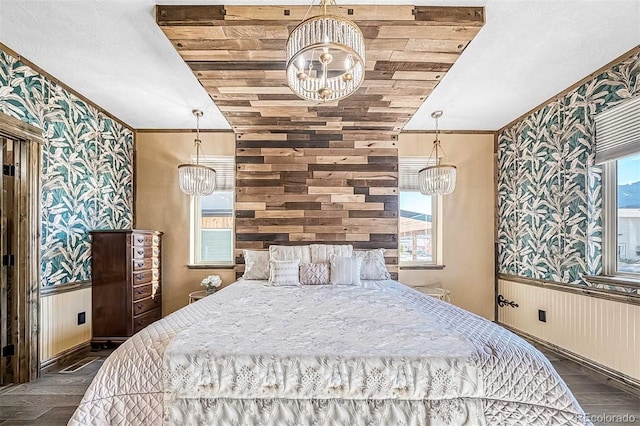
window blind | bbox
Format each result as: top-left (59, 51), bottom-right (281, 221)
top-left (200, 229), bottom-right (233, 262)
top-left (192, 155), bottom-right (235, 191)
top-left (595, 95), bottom-right (640, 164)
top-left (399, 157), bottom-right (434, 191)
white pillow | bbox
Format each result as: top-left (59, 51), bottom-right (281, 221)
top-left (269, 245), bottom-right (311, 264)
top-left (269, 259), bottom-right (301, 286)
top-left (310, 244), bottom-right (353, 263)
top-left (353, 249), bottom-right (390, 280)
top-left (329, 255), bottom-right (362, 285)
top-left (242, 250), bottom-right (270, 280)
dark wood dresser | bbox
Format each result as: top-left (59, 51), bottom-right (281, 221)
top-left (90, 230), bottom-right (163, 346)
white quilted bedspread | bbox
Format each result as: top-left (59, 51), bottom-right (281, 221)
top-left (69, 280), bottom-right (590, 426)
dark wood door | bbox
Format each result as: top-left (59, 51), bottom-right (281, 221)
top-left (0, 136), bottom-right (16, 385)
top-left (0, 113), bottom-right (43, 385)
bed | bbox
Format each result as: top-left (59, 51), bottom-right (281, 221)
top-left (69, 279), bottom-right (589, 425)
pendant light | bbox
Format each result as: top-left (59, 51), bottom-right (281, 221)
top-left (418, 110), bottom-right (457, 196)
top-left (286, 0), bottom-right (365, 102)
top-left (178, 109), bottom-right (216, 196)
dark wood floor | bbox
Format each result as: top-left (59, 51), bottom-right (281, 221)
top-left (0, 353), bottom-right (106, 426)
top-left (0, 348), bottom-right (637, 425)
top-left (539, 348), bottom-right (640, 425)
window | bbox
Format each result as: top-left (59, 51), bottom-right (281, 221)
top-left (595, 96), bottom-right (640, 278)
top-left (613, 152), bottom-right (640, 275)
top-left (399, 191), bottom-right (435, 263)
top-left (398, 157), bottom-right (439, 265)
top-left (191, 156), bottom-right (235, 265)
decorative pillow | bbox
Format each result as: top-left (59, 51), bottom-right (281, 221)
top-left (329, 255), bottom-right (362, 285)
top-left (269, 259), bottom-right (301, 286)
top-left (300, 263), bottom-right (330, 285)
top-left (353, 249), bottom-right (391, 280)
top-left (310, 244), bottom-right (353, 263)
top-left (242, 250), bottom-right (270, 280)
top-left (269, 245), bottom-right (311, 264)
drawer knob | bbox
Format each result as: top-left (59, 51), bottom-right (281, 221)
top-left (137, 304), bottom-right (143, 309)
top-left (136, 273), bottom-right (144, 280)
top-left (136, 249), bottom-right (144, 256)
top-left (136, 289), bottom-right (143, 295)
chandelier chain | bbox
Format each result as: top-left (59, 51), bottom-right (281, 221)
top-left (194, 112), bottom-right (201, 165)
top-left (301, 1), bottom-right (314, 22)
top-left (324, 0), bottom-right (347, 21)
top-left (431, 113), bottom-right (451, 165)
top-left (196, 111), bottom-right (200, 140)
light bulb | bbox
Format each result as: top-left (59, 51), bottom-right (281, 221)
top-left (297, 56), bottom-right (305, 70)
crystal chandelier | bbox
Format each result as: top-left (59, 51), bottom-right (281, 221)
top-left (178, 109), bottom-right (216, 196)
top-left (418, 111), bottom-right (457, 196)
top-left (286, 0), bottom-right (365, 102)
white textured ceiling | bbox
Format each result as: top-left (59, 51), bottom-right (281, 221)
top-left (0, 0), bottom-right (638, 130)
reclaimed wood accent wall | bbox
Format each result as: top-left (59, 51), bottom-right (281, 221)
top-left (157, 5), bottom-right (485, 134)
top-left (157, 4), bottom-right (485, 277)
top-left (236, 130), bottom-right (399, 277)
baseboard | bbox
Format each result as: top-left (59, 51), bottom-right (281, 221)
top-left (39, 341), bottom-right (92, 375)
top-left (500, 323), bottom-right (640, 398)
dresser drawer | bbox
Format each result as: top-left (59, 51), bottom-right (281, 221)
top-left (132, 257), bottom-right (160, 271)
top-left (132, 233), bottom-right (161, 247)
top-left (132, 245), bottom-right (160, 259)
top-left (133, 308), bottom-right (162, 333)
top-left (132, 282), bottom-right (159, 301)
top-left (132, 269), bottom-right (160, 285)
top-left (133, 295), bottom-right (162, 316)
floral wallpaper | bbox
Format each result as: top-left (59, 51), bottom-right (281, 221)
top-left (497, 49), bottom-right (640, 285)
top-left (0, 49), bottom-right (133, 287)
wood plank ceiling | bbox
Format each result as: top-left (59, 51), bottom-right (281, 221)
top-left (157, 5), bottom-right (485, 134)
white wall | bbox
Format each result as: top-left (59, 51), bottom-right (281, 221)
top-left (40, 288), bottom-right (92, 362)
top-left (499, 279), bottom-right (640, 381)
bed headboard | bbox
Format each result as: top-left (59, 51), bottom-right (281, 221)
top-left (235, 131), bottom-right (399, 280)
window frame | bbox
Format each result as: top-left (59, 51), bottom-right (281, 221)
top-left (188, 156), bottom-right (236, 268)
top-left (397, 189), bottom-right (443, 267)
top-left (602, 157), bottom-right (640, 279)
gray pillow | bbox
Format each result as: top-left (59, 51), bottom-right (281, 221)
top-left (300, 263), bottom-right (330, 285)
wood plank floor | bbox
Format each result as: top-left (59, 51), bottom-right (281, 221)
top-left (0, 348), bottom-right (637, 425)
top-left (0, 353), bottom-right (107, 426)
top-left (538, 347), bottom-right (640, 426)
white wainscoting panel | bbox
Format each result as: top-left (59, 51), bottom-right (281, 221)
top-left (40, 287), bottom-right (92, 362)
top-left (498, 279), bottom-right (640, 381)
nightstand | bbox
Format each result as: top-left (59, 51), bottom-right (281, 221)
top-left (188, 290), bottom-right (211, 304)
top-left (414, 286), bottom-right (451, 302)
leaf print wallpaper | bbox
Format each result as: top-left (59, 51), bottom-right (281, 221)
top-left (497, 48), bottom-right (640, 286)
top-left (0, 48), bottom-right (133, 287)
